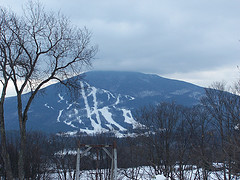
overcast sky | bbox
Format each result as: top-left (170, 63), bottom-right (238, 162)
top-left (1, 0), bottom-right (240, 91)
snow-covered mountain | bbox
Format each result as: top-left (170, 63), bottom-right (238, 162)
top-left (4, 71), bottom-right (205, 135)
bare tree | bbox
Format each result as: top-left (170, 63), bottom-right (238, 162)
top-left (201, 82), bottom-right (240, 179)
top-left (136, 102), bottom-right (182, 179)
top-left (183, 106), bottom-right (215, 180)
top-left (0, 7), bottom-right (17, 180)
top-left (0, 1), bottom-right (97, 179)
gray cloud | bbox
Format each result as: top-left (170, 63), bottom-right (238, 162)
top-left (1, 0), bottom-right (240, 87)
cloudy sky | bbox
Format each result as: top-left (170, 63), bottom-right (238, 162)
top-left (1, 0), bottom-right (240, 89)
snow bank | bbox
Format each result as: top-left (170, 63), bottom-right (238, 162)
top-left (155, 174), bottom-right (166, 180)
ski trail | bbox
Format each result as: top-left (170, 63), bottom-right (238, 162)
top-left (90, 86), bottom-right (101, 125)
top-left (80, 82), bottom-right (102, 132)
top-left (122, 109), bottom-right (139, 128)
top-left (102, 89), bottom-right (115, 100)
top-left (57, 110), bottom-right (63, 122)
top-left (114, 95), bottom-right (120, 105)
top-left (99, 107), bottom-right (127, 131)
top-left (58, 94), bottom-right (64, 102)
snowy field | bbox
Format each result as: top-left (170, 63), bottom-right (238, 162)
top-left (48, 165), bottom-right (240, 180)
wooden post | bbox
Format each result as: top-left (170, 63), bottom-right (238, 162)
top-left (76, 147), bottom-right (80, 180)
top-left (113, 141), bottom-right (117, 180)
top-left (110, 152), bottom-right (114, 180)
top-left (75, 142), bottom-right (117, 180)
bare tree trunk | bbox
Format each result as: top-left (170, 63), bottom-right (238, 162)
top-left (0, 81), bottom-right (14, 179)
top-left (16, 93), bottom-right (26, 180)
top-left (18, 120), bottom-right (27, 180)
top-left (0, 103), bottom-right (14, 179)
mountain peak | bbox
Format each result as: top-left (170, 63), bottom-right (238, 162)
top-left (5, 71), bottom-right (204, 135)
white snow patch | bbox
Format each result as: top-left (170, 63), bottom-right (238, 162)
top-left (114, 95), bottom-right (121, 105)
top-left (99, 107), bottom-right (127, 131)
top-left (76, 116), bottom-right (82, 124)
top-left (105, 124), bottom-right (114, 130)
top-left (63, 120), bottom-right (77, 128)
top-left (55, 149), bottom-right (77, 156)
top-left (74, 109), bottom-right (78, 114)
top-left (234, 124), bottom-right (239, 130)
top-left (91, 86), bottom-right (101, 125)
top-left (57, 110), bottom-right (64, 122)
top-left (122, 109), bottom-right (139, 129)
top-left (103, 89), bottom-right (115, 100)
top-left (58, 93), bottom-right (64, 102)
top-left (66, 103), bottom-right (73, 110)
top-left (171, 89), bottom-right (190, 95)
top-left (44, 103), bottom-right (54, 110)
top-left (79, 128), bottom-right (109, 134)
top-left (155, 174), bottom-right (167, 180)
top-left (125, 95), bottom-right (135, 100)
top-left (57, 130), bottom-right (78, 136)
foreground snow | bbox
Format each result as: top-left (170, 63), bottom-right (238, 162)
top-left (155, 174), bottom-right (167, 180)
top-left (49, 165), bottom-right (240, 180)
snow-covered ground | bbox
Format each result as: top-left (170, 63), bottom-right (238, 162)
top-left (49, 165), bottom-right (240, 180)
top-left (155, 174), bottom-right (167, 180)
top-left (50, 168), bottom-right (166, 180)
